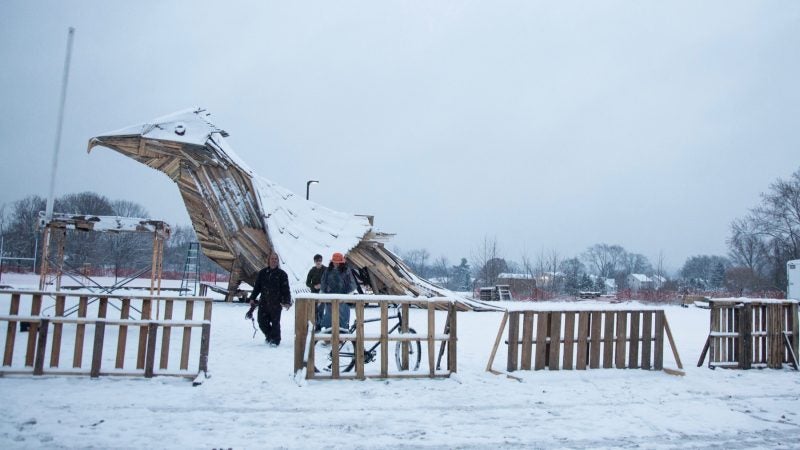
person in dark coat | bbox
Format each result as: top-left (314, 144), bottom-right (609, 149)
top-left (306, 253), bottom-right (325, 331)
top-left (320, 252), bottom-right (355, 330)
top-left (248, 253), bottom-right (292, 346)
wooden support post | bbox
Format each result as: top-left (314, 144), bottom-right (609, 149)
top-left (306, 301), bottom-right (316, 380)
top-left (49, 295), bottom-right (65, 368)
top-left (447, 302), bottom-right (457, 373)
top-left (90, 322), bottom-right (105, 378)
top-left (740, 304), bottom-right (752, 369)
top-left (199, 323), bottom-right (211, 374)
top-left (427, 302), bottom-right (435, 376)
top-left (602, 311), bottom-right (614, 369)
top-left (642, 311), bottom-right (653, 370)
top-left (294, 299), bottom-right (308, 374)
top-left (548, 312), bottom-right (561, 370)
top-left (144, 322), bottom-right (158, 378)
top-left (401, 303), bottom-right (410, 371)
top-left (486, 312), bottom-right (508, 373)
top-left (710, 304), bottom-right (719, 367)
top-left (768, 304), bottom-right (783, 369)
top-left (73, 296), bottom-right (88, 368)
top-left (179, 300), bottom-right (192, 371)
top-left (697, 336), bottom-right (711, 367)
top-left (33, 319), bottom-right (49, 375)
top-left (520, 311), bottom-right (533, 370)
top-left (654, 311), bottom-right (664, 371)
top-left (576, 312), bottom-right (589, 370)
top-left (3, 293), bottom-right (20, 366)
top-left (116, 298), bottom-right (131, 369)
top-left (791, 303), bottom-right (799, 362)
top-left (506, 312), bottom-right (519, 372)
top-left (562, 312), bottom-right (575, 370)
top-left (629, 311), bottom-right (640, 368)
top-left (534, 312), bottom-right (549, 370)
top-left (159, 300), bottom-right (173, 370)
top-left (137, 299), bottom-right (151, 369)
top-left (355, 302), bottom-right (365, 380)
top-left (589, 311), bottom-right (601, 369)
top-left (663, 317), bottom-right (683, 369)
top-left (380, 302), bottom-right (389, 377)
top-left (25, 294), bottom-right (42, 367)
top-left (331, 300), bottom-right (340, 379)
top-left (615, 311), bottom-right (627, 369)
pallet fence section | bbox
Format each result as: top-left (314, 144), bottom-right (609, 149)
top-left (697, 299), bottom-right (799, 370)
top-left (294, 294), bottom-right (458, 380)
top-left (0, 290), bottom-right (213, 381)
top-left (486, 308), bottom-right (683, 377)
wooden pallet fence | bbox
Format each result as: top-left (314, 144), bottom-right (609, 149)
top-left (697, 299), bottom-right (799, 370)
top-left (486, 309), bottom-right (683, 376)
top-left (294, 293), bottom-right (458, 380)
top-left (0, 290), bottom-right (213, 381)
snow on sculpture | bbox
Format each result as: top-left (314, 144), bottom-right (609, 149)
top-left (88, 108), bottom-right (480, 308)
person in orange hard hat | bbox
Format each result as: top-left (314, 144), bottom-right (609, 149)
top-left (320, 252), bottom-right (355, 330)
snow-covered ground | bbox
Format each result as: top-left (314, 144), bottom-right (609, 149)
top-left (1, 274), bottom-right (799, 449)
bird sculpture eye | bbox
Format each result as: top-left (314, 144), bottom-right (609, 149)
top-left (175, 124), bottom-right (186, 135)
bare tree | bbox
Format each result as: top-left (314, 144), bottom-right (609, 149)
top-left (471, 235), bottom-right (501, 287)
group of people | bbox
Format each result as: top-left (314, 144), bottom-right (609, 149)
top-left (246, 251), bottom-right (355, 346)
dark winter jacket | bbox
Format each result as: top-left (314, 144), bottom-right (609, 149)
top-left (249, 266), bottom-right (291, 306)
top-left (306, 266), bottom-right (325, 293)
top-left (320, 266), bottom-right (355, 294)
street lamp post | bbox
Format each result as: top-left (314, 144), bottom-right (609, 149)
top-left (306, 180), bottom-right (319, 200)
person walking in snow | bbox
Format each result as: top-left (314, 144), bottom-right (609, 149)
top-left (247, 252), bottom-right (292, 346)
top-left (320, 252), bottom-right (355, 330)
top-left (306, 253), bottom-right (325, 331)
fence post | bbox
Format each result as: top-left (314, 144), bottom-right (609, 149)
top-left (355, 302), bottom-right (365, 380)
top-left (380, 302), bottom-right (388, 377)
top-left (331, 300), bottom-right (340, 379)
top-left (145, 322), bottom-right (158, 378)
top-left (401, 303), bottom-right (410, 370)
top-left (791, 303), bottom-right (799, 363)
top-left (768, 304), bottom-right (783, 369)
top-left (50, 295), bottom-right (65, 368)
top-left (294, 298), bottom-right (308, 374)
top-left (506, 312), bottom-right (519, 372)
top-left (90, 322), bottom-right (106, 378)
top-left (654, 311), bottom-right (664, 371)
top-left (25, 294), bottom-right (43, 367)
top-left (428, 302), bottom-right (435, 376)
top-left (447, 301), bottom-right (457, 373)
top-left (3, 293), bottom-right (20, 367)
top-left (199, 323), bottom-right (211, 375)
top-left (520, 312), bottom-right (533, 370)
top-left (33, 319), bottom-right (50, 376)
top-left (740, 304), bottom-right (752, 369)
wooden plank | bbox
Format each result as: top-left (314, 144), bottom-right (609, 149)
top-left (49, 295), bottom-right (65, 368)
top-left (654, 311), bottom-right (664, 370)
top-left (663, 316), bottom-right (683, 369)
top-left (355, 302), bottom-right (365, 379)
top-left (615, 311), bottom-right (627, 369)
top-left (589, 312), bottom-right (602, 369)
top-left (506, 312), bottom-right (519, 372)
top-left (534, 312), bottom-right (549, 370)
top-left (380, 302), bottom-right (388, 377)
top-left (719, 307), bottom-right (727, 363)
top-left (136, 299), bottom-right (150, 369)
top-left (428, 302), bottom-right (435, 376)
top-left (576, 312), bottom-right (589, 370)
top-left (179, 300), bottom-right (192, 371)
top-left (629, 311), bottom-right (640, 368)
top-left (768, 304), bottom-right (783, 369)
top-left (520, 311), bottom-right (534, 370)
top-left (90, 322), bottom-right (105, 378)
top-left (295, 299), bottom-right (308, 374)
top-left (602, 311), bottom-right (614, 369)
top-left (486, 312), bottom-right (509, 372)
top-left (33, 319), bottom-right (49, 376)
top-left (562, 312), bottom-right (575, 370)
top-left (3, 294), bottom-right (20, 366)
top-left (115, 298), bottom-right (131, 369)
top-left (144, 322), bottom-right (158, 378)
top-left (25, 294), bottom-right (42, 367)
top-left (401, 303), bottom-right (410, 370)
top-left (159, 300), bottom-right (173, 370)
top-left (760, 305), bottom-right (767, 364)
top-left (710, 305), bottom-right (719, 367)
top-left (727, 306), bottom-right (735, 363)
top-left (740, 304), bottom-right (752, 369)
top-left (791, 303), bottom-right (799, 363)
top-left (642, 311), bottom-right (653, 370)
top-left (548, 312), bottom-right (561, 370)
top-left (199, 323), bottom-right (211, 374)
top-left (73, 296), bottom-right (88, 368)
top-left (203, 300), bottom-right (213, 321)
top-left (697, 336), bottom-right (711, 367)
top-left (331, 300), bottom-right (340, 379)
top-left (447, 302), bottom-right (457, 373)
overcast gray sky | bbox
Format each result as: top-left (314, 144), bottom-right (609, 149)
top-left (1, 1), bottom-right (799, 272)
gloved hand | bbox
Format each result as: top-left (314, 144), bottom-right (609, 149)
top-left (245, 310), bottom-right (253, 320)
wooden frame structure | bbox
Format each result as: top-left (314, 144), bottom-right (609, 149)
top-left (294, 294), bottom-right (458, 380)
top-left (697, 299), bottom-right (799, 370)
top-left (0, 290), bottom-right (212, 381)
top-left (38, 213), bottom-right (170, 295)
top-left (487, 309), bottom-right (683, 376)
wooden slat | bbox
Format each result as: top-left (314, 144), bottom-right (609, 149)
top-left (760, 305), bottom-right (767, 364)
top-left (3, 294), bottom-right (20, 366)
top-left (629, 311), bottom-right (640, 368)
top-left (428, 302), bottom-right (435, 376)
top-left (615, 311), bottom-right (627, 368)
top-left (159, 300), bottom-right (173, 370)
top-left (507, 312), bottom-right (519, 372)
top-left (49, 295), bottom-right (65, 368)
top-left (25, 294), bottom-right (42, 367)
top-left (401, 303), bottom-right (410, 370)
top-left (144, 322), bottom-right (158, 378)
top-left (576, 312), bottom-right (589, 370)
top-left (768, 304), bottom-right (782, 369)
top-left (447, 302), bottom-right (457, 373)
top-left (90, 322), bottom-right (105, 378)
top-left (355, 302), bottom-right (365, 379)
top-left (548, 312), bottom-right (561, 370)
top-left (520, 312), bottom-right (533, 370)
top-left (654, 311), bottom-right (664, 370)
top-left (306, 301), bottom-right (315, 380)
top-left (486, 312), bottom-right (509, 372)
top-left (642, 311), bottom-right (653, 370)
top-left (562, 312), bottom-right (575, 370)
top-left (589, 312), bottom-right (602, 369)
top-left (73, 297), bottom-right (88, 368)
top-left (534, 312), bottom-right (549, 370)
top-left (331, 300), bottom-right (340, 379)
top-left (115, 298), bottom-right (131, 369)
top-left (199, 323), bottom-right (211, 374)
top-left (33, 319), bottom-right (49, 376)
top-left (791, 303), bottom-right (799, 363)
top-left (602, 311), bottom-right (614, 369)
top-left (179, 300), bottom-right (192, 371)
top-left (711, 304), bottom-right (719, 366)
top-left (740, 304), bottom-right (752, 369)
top-left (380, 302), bottom-right (388, 377)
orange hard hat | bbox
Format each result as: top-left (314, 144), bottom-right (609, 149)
top-left (331, 252), bottom-right (345, 264)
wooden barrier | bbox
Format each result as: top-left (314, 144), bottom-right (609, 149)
top-left (697, 299), bottom-right (799, 370)
top-left (487, 309), bottom-right (683, 376)
top-left (0, 290), bottom-right (213, 381)
top-left (294, 294), bottom-right (458, 380)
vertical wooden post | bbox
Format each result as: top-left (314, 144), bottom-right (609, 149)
top-left (589, 311), bottom-right (602, 369)
top-left (159, 299), bottom-right (173, 370)
top-left (4, 294), bottom-right (21, 366)
top-left (602, 311), bottom-right (614, 369)
top-left (380, 302), bottom-right (388, 377)
top-left (615, 311), bottom-right (627, 368)
top-left (90, 322), bottom-right (105, 378)
top-left (791, 303), bottom-right (799, 363)
top-left (144, 322), bottom-right (158, 378)
top-left (447, 302), bottom-right (457, 373)
top-left (654, 311), bottom-right (664, 371)
top-left (33, 319), bottom-right (49, 375)
top-left (331, 300), bottom-right (340, 379)
top-left (179, 300), bottom-right (192, 371)
top-left (740, 304), bottom-right (752, 369)
top-left (719, 307), bottom-right (727, 364)
top-left (642, 311), bottom-right (653, 370)
top-left (760, 305), bottom-right (767, 364)
top-left (576, 312), bottom-right (589, 370)
top-left (294, 298), bottom-right (308, 374)
top-left (534, 312), bottom-right (549, 370)
top-left (115, 298), bottom-right (131, 369)
top-left (629, 311), bottom-right (640, 368)
top-left (520, 311), bottom-right (534, 370)
top-left (427, 302), bottom-right (435, 376)
top-left (73, 296), bottom-right (88, 368)
top-left (49, 295), bottom-right (65, 368)
top-left (562, 312), bottom-right (575, 370)
top-left (548, 312), bottom-right (561, 370)
top-left (401, 303), bottom-right (410, 370)
top-left (355, 302), bottom-right (365, 380)
top-left (137, 298), bottom-right (151, 369)
top-left (25, 294), bottom-right (43, 367)
top-left (198, 323), bottom-right (211, 374)
top-left (768, 304), bottom-right (783, 369)
top-left (306, 300), bottom-right (316, 380)
top-left (506, 311), bottom-right (519, 372)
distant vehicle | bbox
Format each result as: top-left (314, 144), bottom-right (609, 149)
top-left (578, 291), bottom-right (601, 299)
top-left (788, 260), bottom-right (800, 300)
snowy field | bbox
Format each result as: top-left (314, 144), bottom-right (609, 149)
top-left (1, 274), bottom-right (799, 449)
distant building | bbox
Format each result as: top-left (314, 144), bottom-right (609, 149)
top-left (650, 274), bottom-right (667, 290)
top-left (604, 277), bottom-right (617, 294)
top-left (496, 273), bottom-right (536, 298)
top-left (627, 273), bottom-right (653, 291)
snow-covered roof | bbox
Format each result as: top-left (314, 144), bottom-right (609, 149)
top-left (40, 212), bottom-right (170, 236)
top-left (628, 273), bottom-right (651, 282)
top-left (497, 273), bottom-right (534, 280)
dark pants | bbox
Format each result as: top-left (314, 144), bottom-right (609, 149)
top-left (257, 301), bottom-right (283, 344)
